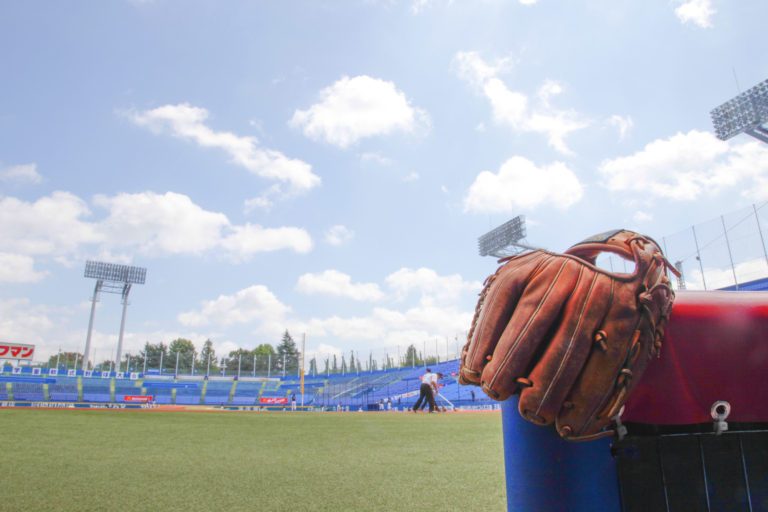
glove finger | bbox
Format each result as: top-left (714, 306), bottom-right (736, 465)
top-left (460, 252), bottom-right (550, 386)
top-left (480, 256), bottom-right (582, 401)
top-left (517, 268), bottom-right (613, 425)
top-left (554, 285), bottom-right (646, 439)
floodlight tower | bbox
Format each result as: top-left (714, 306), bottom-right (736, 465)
top-left (478, 215), bottom-right (538, 259)
top-left (83, 261), bottom-right (147, 371)
top-left (711, 78), bottom-right (768, 144)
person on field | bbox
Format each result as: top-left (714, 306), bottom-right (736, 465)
top-left (291, 393), bottom-right (296, 411)
top-left (418, 372), bottom-right (444, 412)
top-left (413, 368), bottom-right (439, 413)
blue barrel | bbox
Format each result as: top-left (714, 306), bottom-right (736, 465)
top-left (501, 397), bottom-right (621, 511)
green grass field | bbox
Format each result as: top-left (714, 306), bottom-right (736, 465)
top-left (1, 409), bottom-right (505, 511)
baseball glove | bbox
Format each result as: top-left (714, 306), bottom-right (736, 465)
top-left (459, 229), bottom-right (679, 441)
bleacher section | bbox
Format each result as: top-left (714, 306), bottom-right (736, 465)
top-left (174, 381), bottom-right (202, 405)
top-left (11, 381), bottom-right (45, 401)
top-left (114, 379), bottom-right (142, 402)
top-left (81, 378), bottom-right (111, 403)
top-left (231, 381), bottom-right (261, 405)
top-left (143, 380), bottom-right (175, 404)
top-left (203, 380), bottom-right (232, 405)
top-left (0, 359), bottom-right (492, 409)
top-left (49, 376), bottom-right (78, 402)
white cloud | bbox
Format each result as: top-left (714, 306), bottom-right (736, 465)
top-left (674, 0), bottom-right (715, 28)
top-left (290, 75), bottom-right (429, 148)
top-left (0, 191), bottom-right (312, 265)
top-left (96, 191), bottom-right (312, 259)
top-left (0, 191), bottom-right (101, 256)
top-left (175, 266), bottom-right (479, 359)
top-left (178, 285), bottom-right (291, 329)
top-left (128, 103), bottom-right (320, 194)
top-left (454, 51), bottom-right (513, 87)
top-left (0, 253), bottom-right (47, 283)
top-left (296, 270), bottom-right (384, 301)
top-left (598, 130), bottom-right (768, 201)
top-left (1, 163), bottom-right (42, 184)
top-left (453, 51), bottom-right (589, 154)
top-left (94, 191), bottom-right (228, 255)
top-left (385, 267), bottom-right (481, 304)
top-left (0, 298), bottom-right (55, 347)
top-left (607, 115), bottom-right (634, 140)
top-left (220, 223), bottom-right (313, 260)
top-left (410, 0), bottom-right (455, 14)
top-left (403, 172), bottom-right (420, 182)
top-left (243, 194), bottom-right (274, 213)
top-left (324, 225), bottom-right (354, 246)
top-left (360, 152), bottom-right (393, 166)
top-left (683, 257), bottom-right (768, 290)
top-left (305, 304), bottom-right (472, 346)
top-left (464, 155), bottom-right (583, 213)
top-left (632, 210), bottom-right (653, 224)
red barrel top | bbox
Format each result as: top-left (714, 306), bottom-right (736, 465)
top-left (623, 290), bottom-right (768, 424)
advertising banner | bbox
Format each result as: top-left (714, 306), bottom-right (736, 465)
top-left (0, 343), bottom-right (34, 360)
top-left (259, 397), bottom-right (288, 404)
top-left (123, 396), bottom-right (153, 402)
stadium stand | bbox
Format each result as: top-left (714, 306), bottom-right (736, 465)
top-left (11, 382), bottom-right (45, 401)
top-left (173, 380), bottom-right (203, 405)
top-left (0, 358), bottom-right (492, 409)
top-left (114, 379), bottom-right (143, 402)
top-left (49, 376), bottom-right (79, 402)
top-left (231, 380), bottom-right (262, 405)
top-left (142, 380), bottom-right (175, 404)
top-left (82, 377), bottom-right (112, 402)
top-left (202, 380), bottom-right (233, 405)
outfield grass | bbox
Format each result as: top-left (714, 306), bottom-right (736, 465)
top-left (1, 409), bottom-right (505, 511)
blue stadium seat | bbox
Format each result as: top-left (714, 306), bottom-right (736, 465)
top-left (50, 392), bottom-right (78, 401)
top-left (82, 393), bottom-right (111, 402)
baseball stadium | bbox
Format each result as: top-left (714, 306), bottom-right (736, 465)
top-left (4, 201), bottom-right (768, 511)
top-left (3, 3), bottom-right (768, 512)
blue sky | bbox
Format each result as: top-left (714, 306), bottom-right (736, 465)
top-left (2, 0), bottom-right (767, 367)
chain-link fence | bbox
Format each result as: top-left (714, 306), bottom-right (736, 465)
top-left (595, 202), bottom-right (768, 291)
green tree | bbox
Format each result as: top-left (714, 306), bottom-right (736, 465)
top-left (349, 351), bottom-right (357, 373)
top-left (168, 338), bottom-right (196, 372)
top-left (46, 352), bottom-right (84, 370)
top-left (140, 342), bottom-right (169, 372)
top-left (253, 343), bottom-right (275, 374)
top-left (309, 357), bottom-right (317, 376)
top-left (199, 339), bottom-right (218, 374)
top-left (94, 358), bottom-right (114, 372)
top-left (403, 344), bottom-right (423, 367)
top-left (276, 330), bottom-right (299, 375)
top-left (225, 348), bottom-right (253, 372)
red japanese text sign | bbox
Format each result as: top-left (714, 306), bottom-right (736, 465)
top-left (0, 343), bottom-right (34, 360)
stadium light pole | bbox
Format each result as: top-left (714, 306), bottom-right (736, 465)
top-left (83, 261), bottom-right (146, 371)
top-left (83, 279), bottom-right (103, 371)
top-left (711, 78), bottom-right (768, 144)
top-left (478, 215), bottom-right (538, 259)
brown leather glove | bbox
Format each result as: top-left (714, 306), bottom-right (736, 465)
top-left (459, 230), bottom-right (679, 441)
